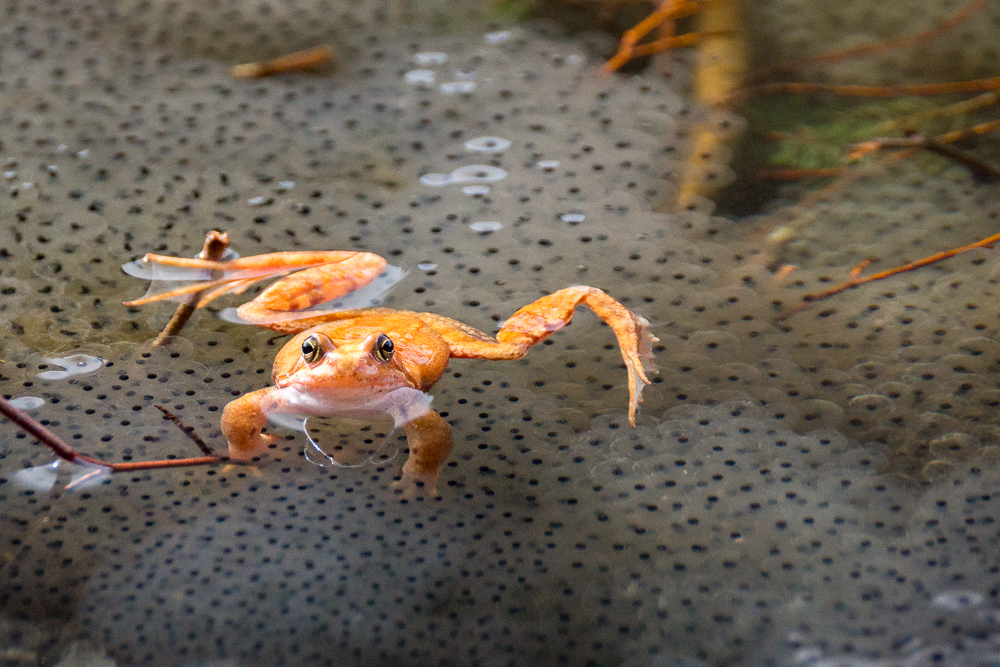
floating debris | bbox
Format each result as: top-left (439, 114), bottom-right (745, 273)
top-left (231, 44), bottom-right (334, 79)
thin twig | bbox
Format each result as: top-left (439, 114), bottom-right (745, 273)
top-left (849, 121), bottom-right (1000, 181)
top-left (756, 167), bottom-right (845, 182)
top-left (152, 230), bottom-right (230, 346)
top-left (154, 404), bottom-right (216, 457)
top-left (764, 149), bottom-right (917, 252)
top-left (603, 0), bottom-right (700, 73)
top-left (754, 0), bottom-right (986, 80)
top-left (0, 395), bottom-right (220, 472)
top-left (870, 90), bottom-right (1000, 135)
top-left (776, 231), bottom-right (1000, 321)
top-left (734, 76), bottom-right (1000, 102)
top-left (231, 45), bottom-right (335, 79)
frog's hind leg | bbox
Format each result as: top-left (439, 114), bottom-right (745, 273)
top-left (433, 286), bottom-right (658, 426)
top-left (125, 250), bottom-right (395, 334)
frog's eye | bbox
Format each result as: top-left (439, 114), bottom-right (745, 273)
top-left (373, 333), bottom-right (394, 363)
top-left (301, 334), bottom-right (323, 364)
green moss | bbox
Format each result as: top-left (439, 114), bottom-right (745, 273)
top-left (745, 95), bottom-right (962, 170)
top-left (489, 0), bottom-right (539, 22)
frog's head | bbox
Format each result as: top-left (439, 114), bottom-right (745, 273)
top-left (271, 325), bottom-right (445, 405)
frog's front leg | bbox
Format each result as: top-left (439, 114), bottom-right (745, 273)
top-left (221, 388), bottom-right (284, 460)
top-left (392, 410), bottom-right (453, 498)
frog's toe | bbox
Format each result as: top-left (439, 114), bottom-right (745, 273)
top-left (392, 464), bottom-right (440, 499)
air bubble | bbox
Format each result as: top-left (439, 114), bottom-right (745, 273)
top-left (247, 196), bottom-right (269, 206)
top-left (440, 81), bottom-right (476, 94)
top-left (464, 136), bottom-right (512, 153)
top-left (538, 160), bottom-right (560, 170)
top-left (933, 590), bottom-right (984, 610)
top-left (38, 354), bottom-right (105, 380)
top-left (561, 213), bottom-right (585, 223)
top-left (413, 52), bottom-right (448, 66)
top-left (419, 173), bottom-right (453, 186)
top-left (484, 30), bottom-right (512, 45)
top-left (461, 185), bottom-right (491, 195)
top-left (469, 221), bottom-right (503, 233)
top-left (449, 165), bottom-right (507, 183)
top-left (421, 165), bottom-right (507, 187)
top-left (8, 396), bottom-right (45, 410)
top-left (13, 460), bottom-right (60, 492)
top-left (404, 69), bottom-right (436, 86)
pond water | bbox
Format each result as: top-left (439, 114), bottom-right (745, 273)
top-left (2, 1), bottom-right (1000, 665)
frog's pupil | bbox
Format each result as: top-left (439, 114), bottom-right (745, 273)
top-left (302, 336), bottom-right (320, 361)
top-left (376, 334), bottom-right (394, 360)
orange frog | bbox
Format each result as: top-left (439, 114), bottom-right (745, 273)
top-left (124, 250), bottom-right (657, 496)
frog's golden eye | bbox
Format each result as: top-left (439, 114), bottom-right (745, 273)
top-left (374, 333), bottom-right (394, 363)
top-left (301, 334), bottom-right (323, 364)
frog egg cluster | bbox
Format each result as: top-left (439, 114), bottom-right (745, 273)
top-left (748, 0), bottom-right (1000, 85)
top-left (4, 1), bottom-right (1000, 666)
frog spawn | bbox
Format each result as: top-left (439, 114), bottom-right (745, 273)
top-left (3, 0), bottom-right (1000, 665)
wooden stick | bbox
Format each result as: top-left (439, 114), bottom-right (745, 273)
top-left (0, 395), bottom-right (220, 473)
top-left (764, 149), bottom-right (917, 250)
top-left (603, 0), bottom-right (701, 73)
top-left (151, 230), bottom-right (229, 346)
top-left (849, 121), bottom-right (1000, 180)
top-left (154, 404), bottom-right (216, 457)
top-left (756, 167), bottom-right (845, 181)
top-left (776, 231), bottom-right (1000, 321)
top-left (231, 45), bottom-right (334, 79)
top-left (735, 76), bottom-right (1000, 101)
top-left (756, 0), bottom-right (986, 79)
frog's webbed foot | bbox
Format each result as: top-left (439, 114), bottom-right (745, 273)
top-left (392, 410), bottom-right (452, 499)
top-left (625, 312), bottom-right (658, 420)
top-left (392, 461), bottom-right (442, 499)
